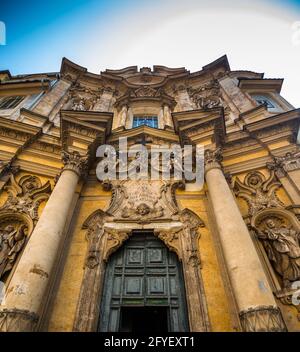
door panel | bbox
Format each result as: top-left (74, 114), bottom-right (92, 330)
top-left (99, 232), bottom-right (189, 332)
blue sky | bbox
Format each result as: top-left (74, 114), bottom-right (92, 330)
top-left (0, 0), bottom-right (300, 106)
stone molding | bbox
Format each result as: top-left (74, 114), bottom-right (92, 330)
top-left (239, 305), bottom-right (287, 332)
top-left (0, 308), bottom-right (39, 332)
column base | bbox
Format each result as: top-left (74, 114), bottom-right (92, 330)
top-left (0, 308), bottom-right (39, 332)
top-left (239, 306), bottom-right (287, 332)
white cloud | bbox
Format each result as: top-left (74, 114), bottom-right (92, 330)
top-left (77, 0), bottom-right (300, 107)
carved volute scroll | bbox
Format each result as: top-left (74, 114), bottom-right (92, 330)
top-left (0, 174), bottom-right (51, 223)
top-left (0, 174), bottom-right (49, 281)
top-left (234, 170), bottom-right (284, 217)
top-left (73, 179), bottom-right (210, 332)
top-left (62, 151), bottom-right (89, 178)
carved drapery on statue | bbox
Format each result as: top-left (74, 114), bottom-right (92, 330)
top-left (73, 180), bottom-right (210, 332)
top-left (251, 209), bottom-right (300, 287)
top-left (0, 175), bottom-right (51, 280)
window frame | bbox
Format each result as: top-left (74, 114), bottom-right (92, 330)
top-left (132, 115), bottom-right (158, 129)
top-left (0, 95), bottom-right (25, 110)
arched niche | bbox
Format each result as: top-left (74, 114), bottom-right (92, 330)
top-left (0, 211), bottom-right (34, 282)
top-left (251, 207), bottom-right (300, 290)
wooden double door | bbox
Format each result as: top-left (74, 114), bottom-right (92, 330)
top-left (99, 231), bottom-right (189, 332)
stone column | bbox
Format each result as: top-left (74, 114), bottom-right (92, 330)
top-left (205, 149), bottom-right (287, 332)
top-left (0, 151), bottom-right (88, 332)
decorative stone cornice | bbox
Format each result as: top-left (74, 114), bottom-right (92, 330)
top-left (62, 151), bottom-right (89, 177)
top-left (239, 305), bottom-right (287, 332)
top-left (204, 148), bottom-right (223, 174)
top-left (0, 308), bottom-right (39, 332)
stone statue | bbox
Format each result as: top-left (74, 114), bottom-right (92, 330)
top-left (0, 224), bottom-right (26, 279)
top-left (257, 218), bottom-right (300, 288)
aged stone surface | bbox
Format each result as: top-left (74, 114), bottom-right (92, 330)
top-left (0, 174), bottom-right (51, 222)
top-left (62, 151), bottom-right (89, 177)
top-left (0, 309), bottom-right (39, 332)
top-left (234, 171), bottom-right (284, 216)
top-left (239, 306), bottom-right (287, 332)
top-left (251, 208), bottom-right (300, 289)
top-left (267, 150), bottom-right (300, 178)
top-left (2, 56), bottom-right (300, 332)
top-left (0, 224), bottom-right (27, 279)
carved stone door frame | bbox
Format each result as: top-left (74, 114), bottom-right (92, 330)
top-left (73, 210), bottom-right (210, 332)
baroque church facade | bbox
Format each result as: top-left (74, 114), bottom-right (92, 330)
top-left (0, 56), bottom-right (300, 332)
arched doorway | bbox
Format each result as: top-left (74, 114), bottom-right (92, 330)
top-left (98, 231), bottom-right (189, 332)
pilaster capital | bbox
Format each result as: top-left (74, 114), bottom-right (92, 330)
top-left (267, 150), bottom-right (300, 178)
top-left (204, 148), bottom-right (223, 175)
top-left (62, 151), bottom-right (89, 178)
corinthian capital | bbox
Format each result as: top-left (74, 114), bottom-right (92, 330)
top-left (204, 148), bottom-right (223, 173)
top-left (267, 150), bottom-right (300, 178)
top-left (62, 151), bottom-right (89, 177)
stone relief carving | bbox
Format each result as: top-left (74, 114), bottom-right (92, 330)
top-left (0, 224), bottom-right (27, 279)
top-left (251, 208), bottom-right (300, 319)
top-left (234, 170), bottom-right (284, 216)
top-left (73, 179), bottom-right (209, 332)
top-left (267, 150), bottom-right (300, 178)
top-left (251, 209), bottom-right (300, 289)
top-left (121, 202), bottom-right (164, 221)
top-left (68, 83), bottom-right (100, 111)
top-left (62, 151), bottom-right (89, 177)
top-left (0, 175), bottom-right (51, 222)
top-left (187, 80), bottom-right (223, 109)
top-left (105, 180), bottom-right (183, 222)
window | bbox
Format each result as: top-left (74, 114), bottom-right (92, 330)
top-left (252, 95), bottom-right (276, 109)
top-left (0, 96), bottom-right (25, 110)
top-left (133, 116), bottom-right (158, 128)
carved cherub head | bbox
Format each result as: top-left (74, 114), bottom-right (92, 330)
top-left (266, 219), bottom-right (276, 229)
top-left (136, 203), bottom-right (150, 216)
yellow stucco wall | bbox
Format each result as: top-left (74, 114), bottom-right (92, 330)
top-left (48, 181), bottom-right (111, 331)
top-left (48, 183), bottom-right (235, 332)
top-left (178, 196), bottom-right (236, 332)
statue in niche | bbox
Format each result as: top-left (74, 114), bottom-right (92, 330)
top-left (0, 224), bottom-right (27, 279)
top-left (256, 217), bottom-right (300, 288)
